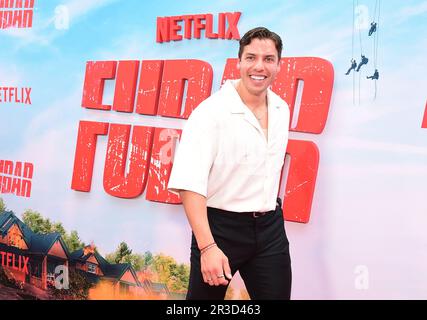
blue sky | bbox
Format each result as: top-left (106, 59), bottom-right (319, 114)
top-left (1, 0), bottom-right (427, 298)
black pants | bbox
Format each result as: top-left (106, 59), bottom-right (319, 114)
top-left (186, 204), bottom-right (292, 300)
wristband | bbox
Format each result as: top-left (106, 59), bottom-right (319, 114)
top-left (200, 242), bottom-right (217, 255)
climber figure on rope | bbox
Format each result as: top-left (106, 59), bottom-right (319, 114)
top-left (367, 69), bottom-right (379, 80)
top-left (345, 58), bottom-right (357, 75)
top-left (356, 55), bottom-right (369, 72)
top-left (368, 22), bottom-right (377, 36)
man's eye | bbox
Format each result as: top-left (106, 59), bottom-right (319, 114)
top-left (246, 56), bottom-right (254, 61)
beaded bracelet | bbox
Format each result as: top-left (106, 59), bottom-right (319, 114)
top-left (200, 242), bottom-right (217, 255)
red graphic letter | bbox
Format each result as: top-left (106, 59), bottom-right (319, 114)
top-left (71, 121), bottom-right (109, 192)
top-left (146, 128), bottom-right (182, 203)
top-left (156, 17), bottom-right (170, 43)
top-left (82, 61), bottom-right (117, 111)
top-left (225, 12), bottom-right (241, 40)
top-left (113, 60), bottom-right (139, 113)
top-left (283, 140), bottom-right (319, 223)
top-left (103, 125), bottom-right (154, 198)
top-left (158, 59), bottom-right (213, 119)
top-left (135, 60), bottom-right (164, 116)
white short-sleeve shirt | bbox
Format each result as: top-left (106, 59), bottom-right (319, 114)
top-left (168, 79), bottom-right (290, 212)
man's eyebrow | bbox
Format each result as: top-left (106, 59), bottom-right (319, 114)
top-left (244, 53), bottom-right (277, 58)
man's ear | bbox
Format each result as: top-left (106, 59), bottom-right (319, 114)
top-left (237, 60), bottom-right (241, 70)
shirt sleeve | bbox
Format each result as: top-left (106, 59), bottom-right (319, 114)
top-left (167, 105), bottom-right (217, 197)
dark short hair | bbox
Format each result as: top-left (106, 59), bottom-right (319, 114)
top-left (238, 27), bottom-right (283, 61)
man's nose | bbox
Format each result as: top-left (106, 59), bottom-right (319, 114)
top-left (253, 58), bottom-right (264, 71)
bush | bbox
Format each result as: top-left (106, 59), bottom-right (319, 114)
top-left (48, 268), bottom-right (92, 300)
top-left (0, 267), bottom-right (23, 290)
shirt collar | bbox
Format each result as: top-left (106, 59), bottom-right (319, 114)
top-left (222, 80), bottom-right (283, 144)
top-left (223, 79), bottom-right (281, 114)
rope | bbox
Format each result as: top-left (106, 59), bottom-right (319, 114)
top-left (373, 0), bottom-right (378, 23)
top-left (374, 77), bottom-right (377, 99)
top-left (356, 0), bottom-right (363, 56)
top-left (375, 0), bottom-right (380, 67)
top-left (352, 0), bottom-right (355, 105)
top-left (374, 0), bottom-right (380, 100)
top-left (355, 0), bottom-right (363, 105)
top-left (352, 0), bottom-right (355, 58)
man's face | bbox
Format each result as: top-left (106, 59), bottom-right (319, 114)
top-left (237, 38), bottom-right (281, 96)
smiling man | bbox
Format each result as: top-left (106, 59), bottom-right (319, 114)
top-left (168, 27), bottom-right (291, 300)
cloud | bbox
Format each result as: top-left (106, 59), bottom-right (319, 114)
top-left (0, 62), bottom-right (23, 85)
top-left (398, 1), bottom-right (427, 21)
top-left (3, 0), bottom-right (118, 47)
top-left (65, 0), bottom-right (118, 22)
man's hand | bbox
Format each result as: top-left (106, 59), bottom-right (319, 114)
top-left (178, 190), bottom-right (232, 286)
top-left (201, 246), bottom-right (232, 286)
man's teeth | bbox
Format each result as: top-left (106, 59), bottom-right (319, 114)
top-left (250, 75), bottom-right (266, 80)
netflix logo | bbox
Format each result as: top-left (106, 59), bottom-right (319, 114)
top-left (0, 87), bottom-right (32, 105)
top-left (156, 12), bottom-right (241, 43)
top-left (0, 0), bottom-right (34, 29)
top-left (0, 251), bottom-right (29, 275)
top-left (0, 160), bottom-right (33, 198)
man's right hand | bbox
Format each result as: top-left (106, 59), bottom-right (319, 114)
top-left (201, 246), bottom-right (232, 286)
top-left (178, 190), bottom-right (232, 286)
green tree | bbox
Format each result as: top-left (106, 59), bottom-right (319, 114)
top-left (105, 252), bottom-right (116, 264)
top-left (64, 231), bottom-right (85, 253)
top-left (153, 253), bottom-right (190, 292)
top-left (105, 248), bottom-right (190, 292)
top-left (105, 242), bottom-right (132, 264)
top-left (122, 253), bottom-right (144, 271)
top-left (0, 197), bottom-right (6, 212)
top-left (152, 254), bottom-right (174, 283)
top-left (106, 242), bottom-right (146, 271)
top-left (116, 242), bottom-right (132, 263)
top-left (22, 209), bottom-right (52, 234)
top-left (171, 263), bottom-right (190, 292)
top-left (143, 251), bottom-right (153, 268)
top-left (51, 221), bottom-right (66, 236)
top-left (21, 209), bottom-right (85, 252)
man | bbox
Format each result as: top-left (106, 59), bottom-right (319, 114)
top-left (368, 22), bottom-right (377, 36)
top-left (345, 58), bottom-right (357, 75)
top-left (356, 55), bottom-right (369, 72)
top-left (367, 69), bottom-right (379, 80)
top-left (168, 27), bottom-right (291, 300)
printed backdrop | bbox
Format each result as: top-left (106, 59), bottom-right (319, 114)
top-left (1, 0), bottom-right (427, 299)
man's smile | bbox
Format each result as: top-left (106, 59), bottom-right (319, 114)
top-left (249, 75), bottom-right (267, 81)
